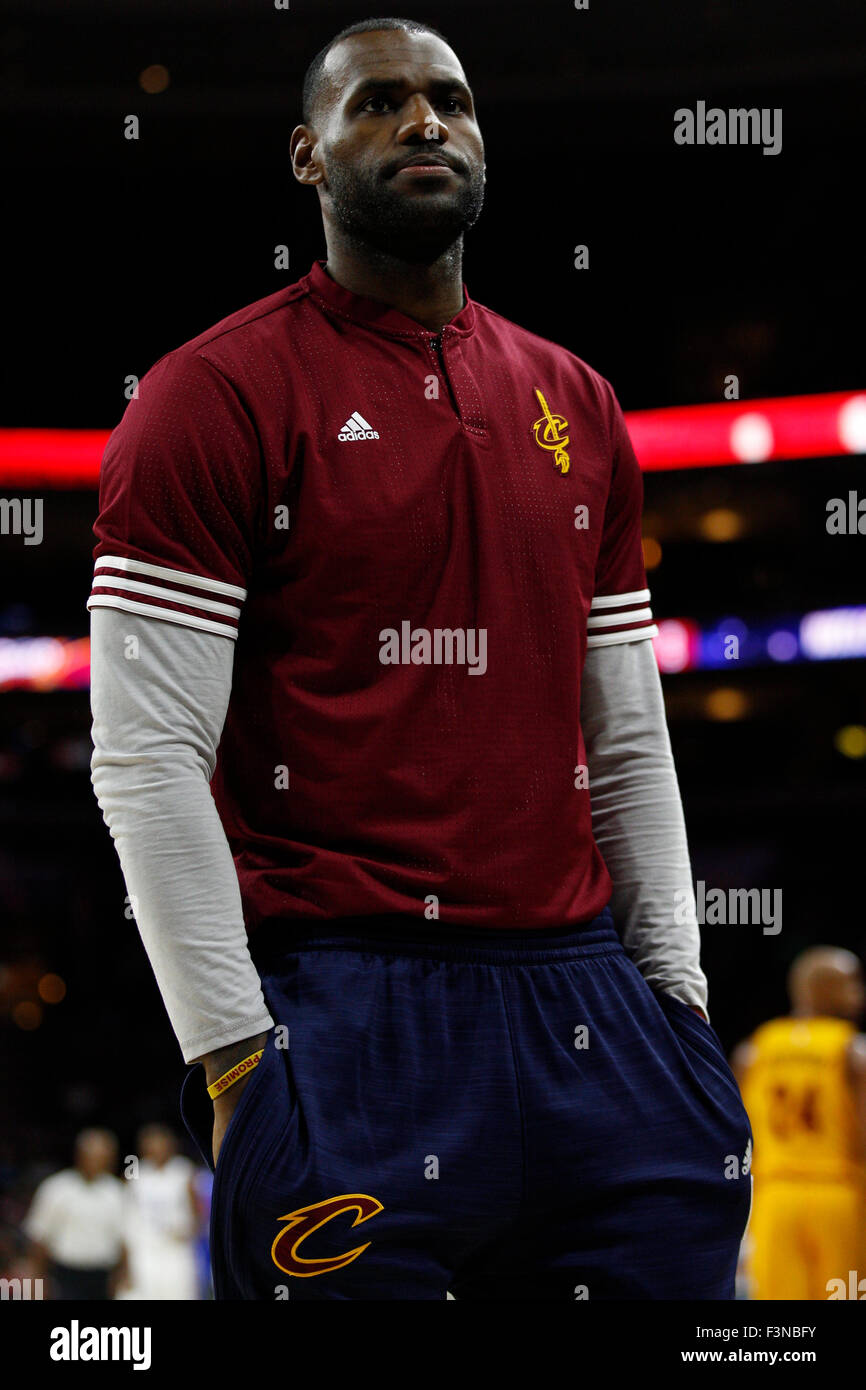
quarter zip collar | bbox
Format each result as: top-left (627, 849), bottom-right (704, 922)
top-left (305, 258), bottom-right (477, 343)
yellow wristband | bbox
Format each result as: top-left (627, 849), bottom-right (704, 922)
top-left (207, 1048), bottom-right (265, 1100)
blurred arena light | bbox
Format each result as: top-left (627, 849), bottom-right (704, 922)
top-left (11, 1001), bottom-right (42, 1031)
top-left (4, 608), bottom-right (866, 691)
top-left (834, 725), bottom-right (866, 760)
top-left (652, 607), bottom-right (866, 674)
top-left (625, 391), bottom-right (866, 471)
top-left (800, 607), bottom-right (866, 662)
top-left (138, 64), bottom-right (170, 95)
top-left (704, 688), bottom-right (749, 721)
top-left (37, 974), bottom-right (67, 1004)
top-left (0, 637), bottom-right (91, 691)
top-left (839, 728), bottom-right (866, 761)
top-left (1, 391), bottom-right (864, 485)
top-left (641, 536), bottom-right (662, 569)
top-left (698, 508), bottom-right (744, 542)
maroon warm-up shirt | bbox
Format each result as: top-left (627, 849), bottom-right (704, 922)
top-left (87, 259), bottom-right (657, 933)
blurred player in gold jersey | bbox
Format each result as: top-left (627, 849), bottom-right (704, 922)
top-left (733, 948), bottom-right (866, 1299)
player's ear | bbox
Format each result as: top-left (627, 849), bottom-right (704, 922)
top-left (291, 126), bottom-right (324, 187)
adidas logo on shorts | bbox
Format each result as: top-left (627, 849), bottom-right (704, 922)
top-left (338, 411), bottom-right (380, 442)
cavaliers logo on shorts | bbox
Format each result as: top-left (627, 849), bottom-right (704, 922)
top-left (271, 1195), bottom-right (384, 1277)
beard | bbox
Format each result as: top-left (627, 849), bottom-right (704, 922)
top-left (322, 155), bottom-right (486, 264)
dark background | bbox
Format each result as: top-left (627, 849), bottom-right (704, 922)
top-left (1, 0), bottom-right (865, 1200)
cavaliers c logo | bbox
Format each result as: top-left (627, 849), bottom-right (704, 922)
top-left (271, 1194), bottom-right (384, 1278)
top-left (531, 387), bottom-right (570, 474)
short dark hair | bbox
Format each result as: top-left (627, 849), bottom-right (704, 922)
top-left (302, 17), bottom-right (452, 126)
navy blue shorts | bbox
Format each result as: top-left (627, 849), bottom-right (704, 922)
top-left (180, 908), bottom-right (752, 1300)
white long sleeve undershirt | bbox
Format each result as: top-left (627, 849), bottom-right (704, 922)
top-left (89, 607), bottom-right (707, 1063)
top-left (580, 638), bottom-right (708, 1015)
top-left (89, 608), bottom-right (273, 1062)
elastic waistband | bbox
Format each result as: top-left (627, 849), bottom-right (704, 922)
top-left (251, 905), bottom-right (621, 967)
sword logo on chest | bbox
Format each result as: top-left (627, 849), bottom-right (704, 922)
top-left (531, 387), bottom-right (571, 474)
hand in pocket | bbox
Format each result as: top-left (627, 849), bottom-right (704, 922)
top-left (201, 1029), bottom-right (273, 1166)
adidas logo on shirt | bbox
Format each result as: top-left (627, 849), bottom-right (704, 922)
top-left (338, 411), bottom-right (380, 442)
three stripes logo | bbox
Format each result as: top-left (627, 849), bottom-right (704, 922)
top-left (338, 411), bottom-right (380, 442)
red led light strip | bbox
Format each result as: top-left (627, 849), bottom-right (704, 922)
top-left (626, 391), bottom-right (866, 471)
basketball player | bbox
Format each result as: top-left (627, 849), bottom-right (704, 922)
top-left (120, 1124), bottom-right (199, 1301)
top-left (734, 947), bottom-right (866, 1300)
top-left (87, 18), bottom-right (751, 1299)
